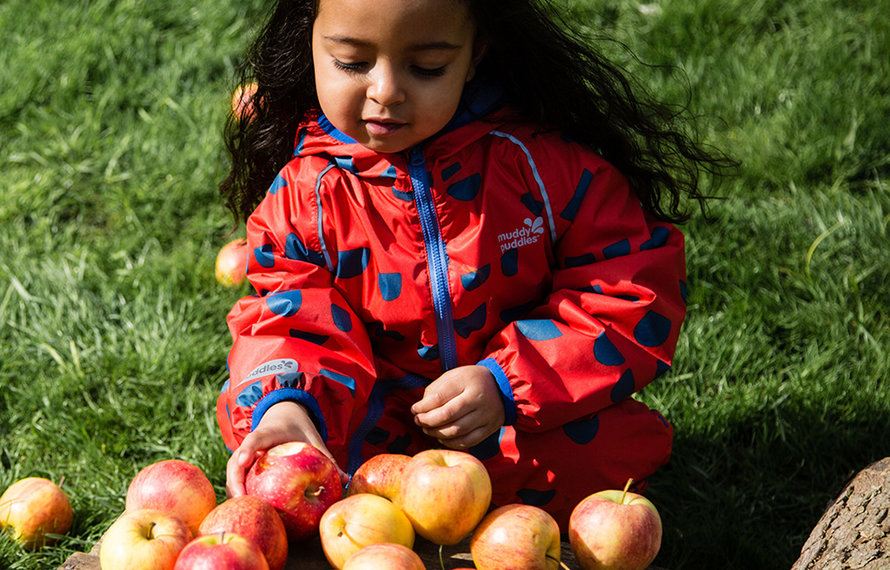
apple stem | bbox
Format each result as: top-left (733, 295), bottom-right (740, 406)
top-left (147, 521), bottom-right (156, 540)
top-left (219, 530), bottom-right (225, 543)
top-left (438, 544), bottom-right (445, 570)
top-left (57, 476), bottom-right (66, 490)
top-left (622, 477), bottom-right (635, 504)
top-left (306, 485), bottom-right (325, 498)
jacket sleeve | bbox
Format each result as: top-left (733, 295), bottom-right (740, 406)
top-left (216, 160), bottom-right (377, 455)
top-left (477, 140), bottom-right (686, 433)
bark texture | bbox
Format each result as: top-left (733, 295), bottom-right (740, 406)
top-left (792, 457), bottom-right (890, 570)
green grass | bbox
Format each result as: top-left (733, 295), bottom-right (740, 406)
top-left (1, 0), bottom-right (888, 568)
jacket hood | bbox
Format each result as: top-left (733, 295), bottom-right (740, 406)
top-left (292, 77), bottom-right (507, 177)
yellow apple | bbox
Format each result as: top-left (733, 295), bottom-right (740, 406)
top-left (471, 504), bottom-right (562, 570)
top-left (319, 493), bottom-right (415, 569)
top-left (126, 459), bottom-right (217, 537)
top-left (342, 542), bottom-right (425, 570)
top-left (215, 238), bottom-right (249, 287)
top-left (569, 479), bottom-right (662, 570)
top-left (0, 477), bottom-right (73, 549)
top-left (99, 509), bottom-right (191, 570)
top-left (231, 82), bottom-right (258, 122)
top-left (395, 449), bottom-right (491, 545)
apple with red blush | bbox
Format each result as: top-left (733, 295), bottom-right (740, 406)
top-left (342, 542), bottom-right (424, 570)
top-left (0, 477), bottom-right (73, 549)
top-left (569, 479), bottom-right (662, 570)
top-left (174, 531), bottom-right (269, 570)
top-left (319, 493), bottom-right (415, 569)
top-left (245, 441), bottom-right (343, 541)
top-left (215, 238), bottom-right (249, 287)
top-left (99, 508), bottom-right (192, 570)
top-left (198, 495), bottom-right (287, 570)
top-left (346, 453), bottom-right (410, 501)
top-left (125, 459), bottom-right (217, 537)
top-left (470, 503), bottom-right (563, 570)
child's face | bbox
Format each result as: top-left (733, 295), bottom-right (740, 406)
top-left (312, 0), bottom-right (482, 153)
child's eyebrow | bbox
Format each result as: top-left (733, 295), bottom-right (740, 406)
top-left (323, 36), bottom-right (462, 52)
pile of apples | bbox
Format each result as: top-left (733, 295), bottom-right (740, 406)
top-left (0, 441), bottom-right (662, 570)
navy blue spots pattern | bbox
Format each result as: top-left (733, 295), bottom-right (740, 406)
top-left (580, 284), bottom-right (604, 295)
top-left (565, 252), bottom-right (596, 268)
top-left (254, 244), bottom-right (275, 268)
top-left (500, 301), bottom-right (535, 324)
top-left (468, 428), bottom-right (503, 461)
top-left (454, 303), bottom-right (487, 339)
top-left (269, 174), bottom-right (288, 195)
top-left (441, 162), bottom-right (461, 181)
top-left (603, 239), bottom-right (630, 259)
top-left (266, 290), bottom-right (302, 317)
top-left (680, 280), bottom-right (688, 304)
top-left (563, 415), bottom-right (600, 444)
top-left (289, 329), bottom-right (330, 345)
top-left (319, 368), bottom-right (357, 396)
top-left (517, 488), bottom-right (556, 507)
top-left (417, 342), bottom-right (440, 361)
top-left (365, 426), bottom-right (389, 446)
top-left (380, 164), bottom-right (398, 180)
top-left (386, 434), bottom-right (412, 455)
top-left (333, 156), bottom-right (356, 172)
top-left (655, 360), bottom-right (672, 378)
top-left (378, 273), bottom-right (402, 301)
top-left (610, 369), bottom-right (635, 402)
top-left (391, 187), bottom-right (414, 202)
top-left (285, 233), bottom-right (325, 266)
top-left (501, 248), bottom-right (519, 276)
top-left (331, 304), bottom-right (353, 332)
top-left (560, 168), bottom-right (593, 221)
top-left (641, 226), bottom-right (671, 251)
top-left (520, 193), bottom-right (544, 217)
top-left (461, 265), bottom-right (490, 291)
top-left (336, 248), bottom-right (370, 279)
top-left (372, 323), bottom-right (405, 341)
top-left (235, 380), bottom-right (263, 407)
top-left (276, 371), bottom-right (303, 388)
top-left (515, 319), bottom-right (562, 341)
top-left (634, 311), bottom-right (672, 347)
top-left (447, 174), bottom-right (482, 201)
top-left (593, 332), bottom-right (626, 366)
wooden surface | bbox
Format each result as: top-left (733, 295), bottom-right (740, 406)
top-left (791, 457), bottom-right (890, 570)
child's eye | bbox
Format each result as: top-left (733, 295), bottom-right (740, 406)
top-left (333, 59), bottom-right (367, 73)
top-left (412, 65), bottom-right (447, 78)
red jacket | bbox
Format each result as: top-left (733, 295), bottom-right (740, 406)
top-left (217, 104), bottom-right (686, 474)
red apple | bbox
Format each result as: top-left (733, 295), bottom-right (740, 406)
top-left (319, 493), bottom-right (415, 569)
top-left (99, 509), bottom-right (192, 570)
top-left (198, 495), bottom-right (288, 570)
top-left (470, 504), bottom-right (562, 570)
top-left (0, 477), bottom-right (73, 549)
top-left (231, 82), bottom-right (258, 122)
top-left (215, 238), bottom-right (249, 287)
top-left (569, 479), bottom-right (662, 570)
top-left (245, 441), bottom-right (343, 542)
top-left (126, 459), bottom-right (217, 537)
top-left (342, 543), bottom-right (425, 570)
top-left (346, 453), bottom-right (410, 500)
top-left (174, 531), bottom-right (269, 570)
top-left (394, 449), bottom-right (492, 545)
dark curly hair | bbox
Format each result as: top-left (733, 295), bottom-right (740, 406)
top-left (219, 0), bottom-right (735, 225)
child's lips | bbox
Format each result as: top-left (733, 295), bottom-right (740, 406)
top-left (364, 118), bottom-right (406, 136)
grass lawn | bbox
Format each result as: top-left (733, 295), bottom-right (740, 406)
top-left (1, 0), bottom-right (888, 568)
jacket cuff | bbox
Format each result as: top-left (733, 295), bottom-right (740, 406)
top-left (477, 357), bottom-right (517, 426)
top-left (250, 388), bottom-right (328, 442)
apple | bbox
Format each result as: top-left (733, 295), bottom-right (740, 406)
top-left (0, 477), bottom-right (73, 549)
top-left (174, 531), bottom-right (269, 570)
top-left (342, 542), bottom-right (425, 570)
top-left (215, 238), bottom-right (249, 287)
top-left (395, 449), bottom-right (491, 546)
top-left (470, 504), bottom-right (562, 570)
top-left (245, 441), bottom-right (343, 542)
top-left (346, 453), bottom-right (410, 500)
top-left (568, 479), bottom-right (662, 570)
top-left (126, 459), bottom-right (217, 537)
top-left (99, 508), bottom-right (191, 570)
top-left (198, 495), bottom-right (288, 570)
top-left (231, 82), bottom-right (258, 122)
top-left (319, 493), bottom-right (415, 569)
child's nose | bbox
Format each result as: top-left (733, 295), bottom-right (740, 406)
top-left (367, 63), bottom-right (405, 106)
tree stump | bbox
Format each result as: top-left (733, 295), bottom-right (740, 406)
top-left (791, 457), bottom-right (890, 570)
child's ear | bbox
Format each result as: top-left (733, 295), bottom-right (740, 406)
top-left (466, 35), bottom-right (489, 82)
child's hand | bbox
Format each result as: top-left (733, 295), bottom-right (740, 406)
top-left (225, 400), bottom-right (346, 498)
top-left (411, 365), bottom-right (505, 450)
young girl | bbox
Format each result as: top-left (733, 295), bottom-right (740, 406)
top-left (216, 0), bottom-right (730, 529)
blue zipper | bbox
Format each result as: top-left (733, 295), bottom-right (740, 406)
top-left (407, 147), bottom-right (458, 371)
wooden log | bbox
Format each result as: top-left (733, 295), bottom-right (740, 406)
top-left (791, 457), bottom-right (890, 570)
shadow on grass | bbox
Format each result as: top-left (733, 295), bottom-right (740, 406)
top-left (647, 397), bottom-right (889, 570)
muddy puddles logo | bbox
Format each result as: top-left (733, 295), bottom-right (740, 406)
top-left (498, 217), bottom-right (544, 253)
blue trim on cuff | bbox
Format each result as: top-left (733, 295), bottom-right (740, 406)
top-left (250, 388), bottom-right (328, 442)
top-left (478, 357), bottom-right (517, 426)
